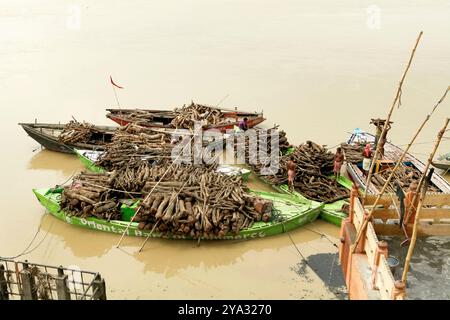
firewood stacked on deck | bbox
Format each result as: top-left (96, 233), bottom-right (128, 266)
top-left (341, 143), bottom-right (364, 164)
top-left (58, 121), bottom-right (96, 144)
top-left (231, 127), bottom-right (291, 164)
top-left (96, 124), bottom-right (173, 170)
top-left (171, 102), bottom-right (225, 129)
top-left (253, 141), bottom-right (349, 203)
top-left (60, 171), bottom-right (122, 220)
top-left (133, 164), bottom-right (272, 239)
top-left (371, 164), bottom-right (440, 193)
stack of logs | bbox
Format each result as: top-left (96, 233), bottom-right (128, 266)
top-left (171, 102), bottom-right (225, 129)
top-left (232, 126), bottom-right (291, 165)
top-left (60, 171), bottom-right (122, 221)
top-left (253, 141), bottom-right (349, 203)
top-left (58, 121), bottom-right (96, 144)
top-left (60, 164), bottom-right (273, 239)
top-left (96, 124), bottom-right (173, 170)
top-left (134, 164), bottom-right (272, 239)
top-left (341, 143), bottom-right (364, 164)
top-left (371, 164), bottom-right (440, 193)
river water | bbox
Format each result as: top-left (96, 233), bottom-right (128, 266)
top-left (0, 0), bottom-right (449, 299)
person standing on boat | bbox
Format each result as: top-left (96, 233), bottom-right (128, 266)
top-left (287, 160), bottom-right (296, 192)
top-left (362, 143), bottom-right (373, 175)
top-left (238, 117), bottom-right (249, 131)
top-left (333, 147), bottom-right (345, 185)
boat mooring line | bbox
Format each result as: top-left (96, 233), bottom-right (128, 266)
top-left (0, 213), bottom-right (54, 260)
top-left (286, 232), bottom-right (308, 265)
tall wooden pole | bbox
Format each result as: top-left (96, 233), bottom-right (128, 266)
top-left (352, 88), bottom-right (449, 253)
top-left (401, 118), bottom-right (449, 283)
top-left (363, 31), bottom-right (423, 201)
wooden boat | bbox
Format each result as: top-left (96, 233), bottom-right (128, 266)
top-left (277, 175), bottom-right (354, 227)
top-left (432, 153), bottom-right (450, 171)
top-left (32, 188), bottom-right (322, 240)
top-left (344, 131), bottom-right (450, 194)
top-left (19, 123), bottom-right (116, 154)
top-left (105, 107), bottom-right (265, 132)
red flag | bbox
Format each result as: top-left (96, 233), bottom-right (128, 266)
top-left (110, 76), bottom-right (124, 89)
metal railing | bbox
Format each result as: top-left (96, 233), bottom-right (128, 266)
top-left (0, 258), bottom-right (106, 300)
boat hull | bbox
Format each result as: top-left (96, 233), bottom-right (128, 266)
top-left (106, 113), bottom-right (266, 133)
top-left (32, 188), bottom-right (323, 240)
top-left (19, 123), bottom-right (115, 154)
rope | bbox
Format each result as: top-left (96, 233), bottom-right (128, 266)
top-left (0, 214), bottom-right (54, 260)
top-left (0, 171), bottom-right (74, 260)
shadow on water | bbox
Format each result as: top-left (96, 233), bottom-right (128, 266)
top-left (291, 252), bottom-right (347, 300)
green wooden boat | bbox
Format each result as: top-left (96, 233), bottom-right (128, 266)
top-left (276, 174), bottom-right (354, 227)
top-left (320, 200), bottom-right (348, 226)
top-left (32, 187), bottom-right (322, 240)
top-left (74, 149), bottom-right (105, 173)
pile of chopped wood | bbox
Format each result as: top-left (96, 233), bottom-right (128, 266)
top-left (341, 143), bottom-right (364, 164)
top-left (253, 141), bottom-right (349, 203)
top-left (58, 121), bottom-right (95, 144)
top-left (134, 164), bottom-right (272, 239)
top-left (96, 124), bottom-right (173, 170)
top-left (171, 102), bottom-right (225, 129)
top-left (60, 171), bottom-right (122, 220)
top-left (231, 126), bottom-right (291, 164)
top-left (371, 164), bottom-right (440, 193)
top-left (60, 164), bottom-right (273, 239)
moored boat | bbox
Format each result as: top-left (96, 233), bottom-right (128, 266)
top-left (105, 105), bottom-right (265, 132)
top-left (32, 187), bottom-right (322, 240)
top-left (19, 122), bottom-right (116, 154)
top-left (344, 131), bottom-right (450, 194)
top-left (432, 153), bottom-right (450, 171)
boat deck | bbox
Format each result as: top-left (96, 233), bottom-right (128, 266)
top-left (347, 131), bottom-right (450, 194)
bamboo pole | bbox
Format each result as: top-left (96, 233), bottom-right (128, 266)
top-left (401, 118), bottom-right (449, 283)
top-left (352, 87), bottom-right (449, 253)
top-left (363, 31), bottom-right (423, 202)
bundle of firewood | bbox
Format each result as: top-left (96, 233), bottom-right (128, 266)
top-left (96, 124), bottom-right (173, 170)
top-left (371, 164), bottom-right (440, 193)
top-left (341, 143), bottom-right (364, 164)
top-left (231, 126), bottom-right (291, 164)
top-left (60, 171), bottom-right (122, 220)
top-left (133, 164), bottom-right (273, 239)
top-left (171, 102), bottom-right (225, 129)
top-left (253, 141), bottom-right (349, 203)
top-left (60, 164), bottom-right (273, 238)
top-left (58, 121), bottom-right (95, 144)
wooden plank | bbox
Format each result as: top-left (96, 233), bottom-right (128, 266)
top-left (373, 208), bottom-right (450, 221)
top-left (365, 193), bottom-right (450, 207)
top-left (422, 193), bottom-right (450, 206)
top-left (374, 223), bottom-right (450, 236)
top-left (376, 255), bottom-right (395, 300)
top-left (364, 222), bottom-right (379, 266)
top-left (365, 194), bottom-right (394, 207)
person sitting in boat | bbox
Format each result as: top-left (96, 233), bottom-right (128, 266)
top-left (362, 143), bottom-right (372, 175)
top-left (333, 147), bottom-right (345, 185)
top-left (286, 160), bottom-right (296, 192)
top-left (238, 117), bottom-right (249, 131)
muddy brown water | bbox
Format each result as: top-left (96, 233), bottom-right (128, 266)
top-left (1, 1), bottom-right (449, 299)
